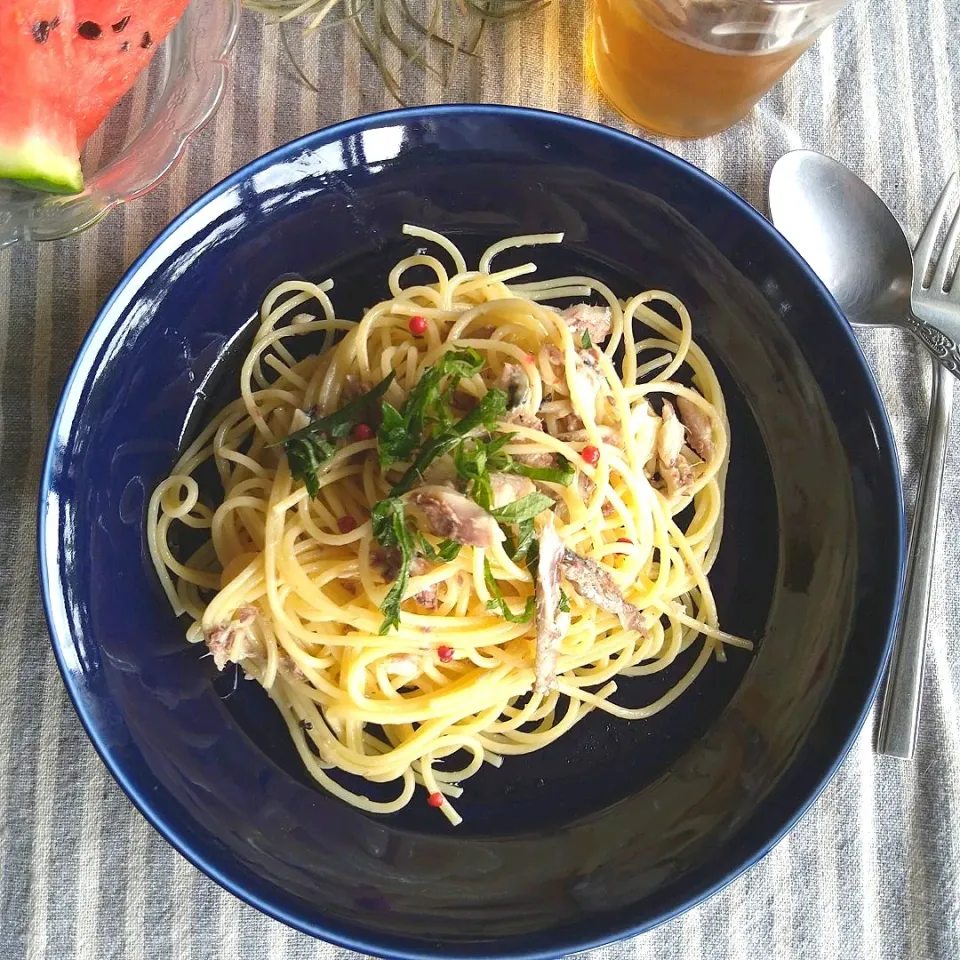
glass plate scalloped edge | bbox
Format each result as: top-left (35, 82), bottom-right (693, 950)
top-left (0, 0), bottom-right (241, 248)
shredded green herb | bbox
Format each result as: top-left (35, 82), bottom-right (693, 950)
top-left (416, 533), bottom-right (461, 563)
top-left (371, 506), bottom-right (460, 634)
top-left (580, 329), bottom-right (592, 349)
top-left (387, 386), bottom-right (508, 496)
top-left (368, 352), bottom-right (509, 631)
top-left (512, 518), bottom-right (539, 572)
top-left (452, 432), bottom-right (512, 510)
top-left (370, 497), bottom-right (414, 634)
top-left (378, 348), bottom-right (484, 468)
top-left (288, 372), bottom-right (394, 443)
top-left (484, 558), bottom-right (536, 624)
top-left (317, 348), bottom-right (566, 632)
top-left (455, 433), bottom-right (560, 585)
top-left (378, 401), bottom-right (414, 466)
top-left (454, 432), bottom-right (574, 507)
top-left (500, 457), bottom-right (576, 485)
top-left (281, 372), bottom-right (395, 497)
top-left (489, 491), bottom-right (554, 525)
top-left (284, 435), bottom-right (337, 498)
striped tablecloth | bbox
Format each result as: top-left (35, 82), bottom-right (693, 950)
top-left (2, 1), bottom-right (959, 957)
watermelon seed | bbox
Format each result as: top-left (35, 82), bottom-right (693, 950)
top-left (120, 41), bottom-right (130, 51)
top-left (50, 16), bottom-right (60, 28)
top-left (111, 16), bottom-right (131, 33)
top-left (140, 31), bottom-right (152, 49)
top-left (77, 21), bottom-right (102, 39)
top-left (32, 20), bottom-right (51, 43)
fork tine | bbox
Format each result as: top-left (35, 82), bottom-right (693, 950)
top-left (936, 202), bottom-right (960, 292)
top-left (915, 172), bottom-right (958, 288)
top-left (933, 200), bottom-right (960, 293)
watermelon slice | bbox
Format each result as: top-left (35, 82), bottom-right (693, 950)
top-left (0, 1), bottom-right (82, 193)
top-left (73, 0), bottom-right (192, 145)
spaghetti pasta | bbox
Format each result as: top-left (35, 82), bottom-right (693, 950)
top-left (147, 226), bottom-right (749, 825)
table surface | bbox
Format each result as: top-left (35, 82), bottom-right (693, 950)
top-left (2, 1), bottom-right (960, 958)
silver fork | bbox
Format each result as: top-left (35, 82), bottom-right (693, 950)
top-left (878, 173), bottom-right (960, 759)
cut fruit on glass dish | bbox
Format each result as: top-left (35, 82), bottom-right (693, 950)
top-left (0, 0), bottom-right (240, 247)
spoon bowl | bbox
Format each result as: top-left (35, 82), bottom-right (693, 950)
top-left (769, 150), bottom-right (914, 327)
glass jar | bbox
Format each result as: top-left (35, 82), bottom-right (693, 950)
top-left (592, 0), bottom-right (850, 138)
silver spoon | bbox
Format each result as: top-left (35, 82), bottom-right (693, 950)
top-left (769, 150), bottom-right (953, 760)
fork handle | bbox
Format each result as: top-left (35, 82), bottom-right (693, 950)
top-left (903, 312), bottom-right (960, 377)
top-left (877, 356), bottom-right (952, 758)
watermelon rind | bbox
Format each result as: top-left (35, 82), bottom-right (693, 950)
top-left (0, 133), bottom-right (83, 195)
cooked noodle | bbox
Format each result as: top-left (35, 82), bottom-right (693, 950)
top-left (147, 226), bottom-right (748, 825)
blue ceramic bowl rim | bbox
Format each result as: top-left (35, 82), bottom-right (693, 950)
top-left (38, 104), bottom-right (905, 959)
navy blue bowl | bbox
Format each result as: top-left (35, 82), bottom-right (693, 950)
top-left (39, 105), bottom-right (904, 958)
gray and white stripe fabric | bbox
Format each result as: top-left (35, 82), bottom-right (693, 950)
top-left (2, 1), bottom-right (959, 957)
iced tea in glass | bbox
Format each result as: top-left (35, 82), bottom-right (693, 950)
top-left (592, 0), bottom-right (849, 138)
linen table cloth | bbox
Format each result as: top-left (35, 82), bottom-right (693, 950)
top-left (1, 1), bottom-right (959, 957)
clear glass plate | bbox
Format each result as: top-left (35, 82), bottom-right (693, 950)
top-left (0, 0), bottom-right (241, 248)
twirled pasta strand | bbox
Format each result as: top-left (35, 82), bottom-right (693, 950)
top-left (146, 227), bottom-right (745, 826)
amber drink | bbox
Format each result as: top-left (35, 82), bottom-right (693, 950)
top-left (592, 0), bottom-right (849, 138)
